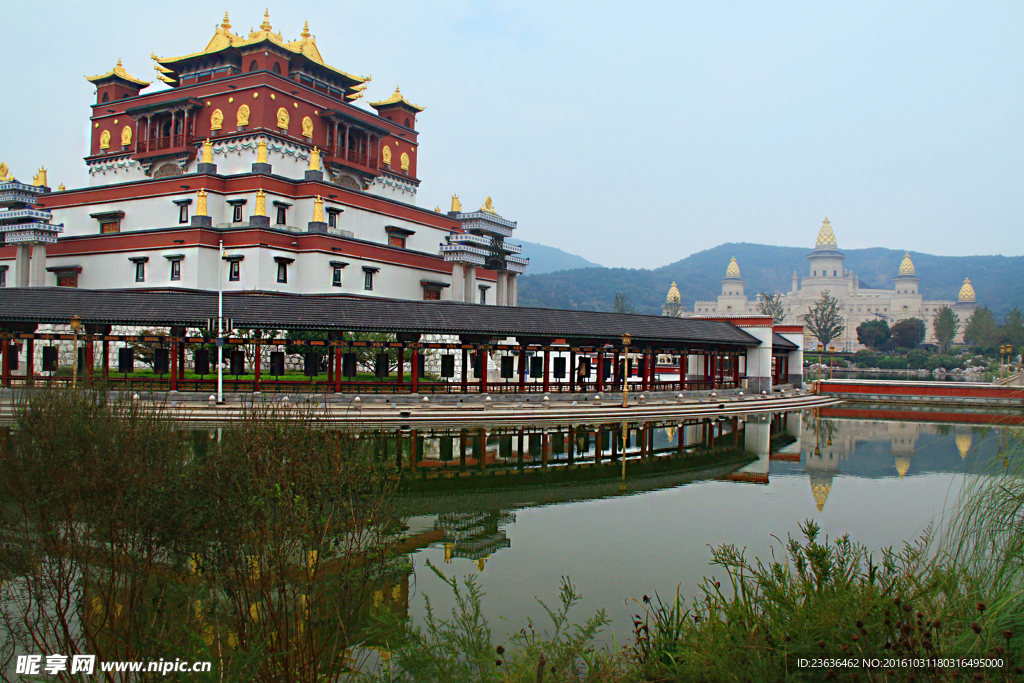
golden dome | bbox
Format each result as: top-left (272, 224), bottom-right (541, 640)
top-left (898, 252), bottom-right (915, 276)
top-left (958, 278), bottom-right (976, 302)
top-left (955, 431), bottom-right (973, 460)
top-left (809, 474), bottom-right (832, 511)
top-left (726, 257), bottom-right (741, 278)
top-left (894, 455), bottom-right (911, 480)
top-left (815, 218), bottom-right (837, 249)
top-left (666, 281), bottom-right (681, 303)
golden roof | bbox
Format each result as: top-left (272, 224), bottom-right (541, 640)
top-left (955, 431), bottom-right (972, 460)
top-left (369, 85), bottom-right (425, 112)
top-left (153, 12), bottom-right (367, 85)
top-left (666, 281), bottom-right (681, 303)
top-left (815, 217), bottom-right (838, 249)
top-left (958, 278), bottom-right (976, 302)
top-left (86, 58), bottom-right (151, 87)
top-left (894, 455), bottom-right (911, 479)
top-left (726, 256), bottom-right (741, 278)
top-left (898, 252), bottom-right (915, 276)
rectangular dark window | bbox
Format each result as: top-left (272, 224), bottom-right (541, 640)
top-left (135, 261), bottom-right (145, 282)
top-left (277, 262), bottom-right (287, 283)
top-left (57, 273), bottom-right (78, 287)
top-left (170, 260), bottom-right (181, 281)
top-left (423, 288), bottom-right (440, 301)
top-left (327, 212), bottom-right (337, 228)
top-left (229, 261), bottom-right (240, 281)
top-left (276, 207), bottom-right (287, 225)
top-left (364, 270), bottom-right (374, 291)
top-left (332, 267), bottom-right (342, 287)
top-left (479, 287), bottom-right (487, 304)
top-left (0, 269), bottom-right (5, 287)
top-left (232, 205), bottom-right (243, 222)
top-left (388, 234), bottom-right (406, 249)
top-left (101, 220), bottom-right (120, 234)
top-left (178, 204), bottom-right (189, 224)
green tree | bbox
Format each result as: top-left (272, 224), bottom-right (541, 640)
top-left (889, 318), bottom-right (925, 349)
top-left (856, 319), bottom-right (890, 349)
top-left (852, 349), bottom-right (880, 368)
top-left (757, 292), bottom-right (785, 323)
top-left (612, 292), bottom-right (636, 315)
top-left (964, 306), bottom-right (1002, 351)
top-left (1001, 307), bottom-right (1024, 351)
top-left (932, 305), bottom-right (960, 354)
top-left (803, 291), bottom-right (845, 349)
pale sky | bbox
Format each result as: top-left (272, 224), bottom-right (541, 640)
top-left (3, 1), bottom-right (1021, 268)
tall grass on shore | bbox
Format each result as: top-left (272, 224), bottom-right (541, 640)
top-left (0, 389), bottom-right (401, 683)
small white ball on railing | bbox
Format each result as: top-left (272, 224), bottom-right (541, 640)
top-left (282, 396), bottom-right (290, 403)
top-left (133, 393), bottom-right (140, 401)
top-left (738, 391), bottom-right (744, 396)
top-left (711, 392), bottom-right (716, 397)
top-left (422, 396), bottom-right (430, 403)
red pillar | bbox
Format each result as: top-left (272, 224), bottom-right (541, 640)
top-left (26, 338), bottom-right (35, 386)
top-left (411, 348), bottom-right (419, 394)
top-left (334, 343), bottom-right (343, 393)
top-left (569, 350), bottom-right (576, 393)
top-left (542, 348), bottom-right (550, 393)
top-left (733, 353), bottom-right (740, 388)
top-left (169, 337), bottom-right (178, 391)
top-left (1, 339), bottom-right (8, 388)
top-left (397, 347), bottom-right (404, 388)
top-left (252, 340), bottom-right (261, 392)
top-left (596, 351), bottom-right (604, 392)
top-left (678, 352), bottom-right (687, 391)
top-left (178, 340), bottom-right (185, 382)
top-left (641, 350), bottom-right (650, 392)
top-left (479, 348), bottom-right (488, 394)
top-left (327, 343), bottom-right (335, 387)
top-left (518, 346), bottom-right (527, 391)
top-left (612, 351), bottom-right (620, 388)
top-left (710, 353), bottom-right (718, 388)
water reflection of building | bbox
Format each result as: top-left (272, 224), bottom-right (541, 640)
top-left (437, 511), bottom-right (514, 566)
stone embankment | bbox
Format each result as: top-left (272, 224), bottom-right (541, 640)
top-left (817, 379), bottom-right (1024, 410)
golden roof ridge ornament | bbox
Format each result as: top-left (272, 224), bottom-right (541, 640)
top-left (726, 256), bottom-right (741, 278)
top-left (451, 194), bottom-right (461, 212)
top-left (32, 167), bottom-right (48, 187)
top-left (481, 196), bottom-right (495, 213)
top-left (958, 278), bottom-right (976, 302)
top-left (815, 217), bottom-right (838, 249)
top-left (666, 281), bottom-right (681, 304)
top-left (898, 252), bottom-right (915, 276)
top-left (260, 8), bottom-right (272, 31)
top-left (221, 11), bottom-right (231, 30)
top-left (301, 20), bottom-right (311, 39)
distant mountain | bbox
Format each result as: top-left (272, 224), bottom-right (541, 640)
top-left (517, 243), bottom-right (1024, 318)
top-left (516, 240), bottom-right (602, 275)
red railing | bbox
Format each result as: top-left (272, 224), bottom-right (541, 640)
top-left (135, 134), bottom-right (190, 154)
top-left (335, 147), bottom-right (379, 171)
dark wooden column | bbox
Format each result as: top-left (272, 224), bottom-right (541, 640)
top-left (252, 338), bottom-right (261, 392)
top-left (479, 348), bottom-right (488, 394)
top-left (569, 349), bottom-right (576, 393)
top-left (102, 338), bottom-right (110, 380)
top-left (169, 336), bottom-right (178, 392)
top-left (612, 351), bottom-right (620, 388)
top-left (397, 347), bottom-right (404, 389)
top-left (542, 348), bottom-right (550, 393)
top-left (1, 338), bottom-right (9, 388)
top-left (461, 347), bottom-right (468, 393)
top-left (26, 338), bottom-right (34, 386)
top-left (518, 346), bottom-right (526, 391)
top-left (733, 353), bottom-right (740, 388)
top-left (334, 340), bottom-right (343, 393)
top-left (596, 351), bottom-right (604, 392)
top-left (678, 351), bottom-right (687, 391)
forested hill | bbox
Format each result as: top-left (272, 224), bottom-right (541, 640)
top-left (516, 239), bottom-right (602, 274)
top-left (517, 243), bottom-right (1024, 318)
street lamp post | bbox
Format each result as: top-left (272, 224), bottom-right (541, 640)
top-left (621, 333), bottom-right (631, 408)
top-left (829, 346), bottom-right (835, 379)
top-left (217, 239), bottom-right (224, 404)
top-left (69, 315), bottom-right (82, 389)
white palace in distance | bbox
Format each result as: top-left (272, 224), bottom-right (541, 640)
top-left (676, 219), bottom-right (979, 351)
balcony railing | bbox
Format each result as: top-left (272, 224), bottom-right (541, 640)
top-left (334, 146), bottom-right (379, 171)
top-left (135, 134), bottom-right (190, 155)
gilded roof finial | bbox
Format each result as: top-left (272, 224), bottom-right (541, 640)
top-left (58, 183), bottom-right (66, 191)
top-left (898, 252), bottom-right (915, 276)
top-left (260, 8), bottom-right (272, 31)
top-left (221, 11), bottom-right (231, 30)
top-left (309, 146), bottom-right (320, 171)
top-left (202, 138), bottom-right (213, 164)
top-left (117, 58), bottom-right (123, 68)
top-left (313, 195), bottom-right (324, 223)
top-left (301, 20), bottom-right (311, 39)
top-left (197, 188), bottom-right (208, 217)
top-left (256, 138), bottom-right (268, 164)
top-left (726, 256), bottom-right (741, 278)
top-left (481, 196), bottom-right (495, 213)
top-left (958, 278), bottom-right (976, 302)
top-left (451, 194), bottom-right (461, 213)
top-left (33, 167), bottom-right (48, 188)
top-left (254, 188), bottom-right (267, 217)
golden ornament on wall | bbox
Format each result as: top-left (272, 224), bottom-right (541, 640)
top-left (400, 152), bottom-right (410, 171)
top-left (276, 107), bottom-right (289, 130)
top-left (121, 126), bottom-right (132, 146)
top-left (382, 145), bottom-right (392, 165)
top-left (301, 116), bottom-right (313, 138)
top-left (236, 104), bottom-right (250, 127)
top-left (228, 96), bottom-right (234, 103)
top-left (210, 108), bottom-right (224, 131)
top-left (270, 94), bottom-right (276, 100)
top-left (99, 130), bottom-right (111, 149)
top-left (253, 92), bottom-right (259, 98)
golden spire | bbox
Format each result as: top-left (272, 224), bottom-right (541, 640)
top-left (58, 183), bottom-right (66, 191)
top-left (726, 256), bottom-right (741, 278)
top-left (197, 188), bottom-right (208, 216)
top-left (257, 138), bottom-right (268, 164)
top-left (254, 189), bottom-right (267, 217)
top-left (666, 281), bottom-right (681, 303)
top-left (202, 138), bottom-right (213, 164)
top-left (301, 20), bottom-right (311, 39)
top-left (221, 11), bottom-right (231, 30)
top-left (451, 194), bottom-right (461, 212)
top-left (815, 217), bottom-right (838, 249)
top-left (260, 8), bottom-right (272, 31)
top-left (958, 278), bottom-right (976, 302)
top-left (898, 252), bottom-right (915, 276)
top-left (33, 167), bottom-right (48, 187)
top-left (313, 195), bottom-right (324, 223)
top-left (434, 206), bottom-right (441, 213)
top-left (309, 145), bottom-right (320, 171)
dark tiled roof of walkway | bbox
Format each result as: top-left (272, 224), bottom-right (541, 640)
top-left (0, 288), bottom-right (761, 347)
top-left (772, 333), bottom-right (798, 351)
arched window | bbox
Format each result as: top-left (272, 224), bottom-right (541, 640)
top-left (249, 60), bottom-right (259, 72)
top-left (272, 62), bottom-right (281, 74)
top-left (101, 92), bottom-right (109, 103)
top-left (404, 117), bottom-right (411, 128)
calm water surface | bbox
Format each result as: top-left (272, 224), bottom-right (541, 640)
top-left (381, 408), bottom-right (1011, 644)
